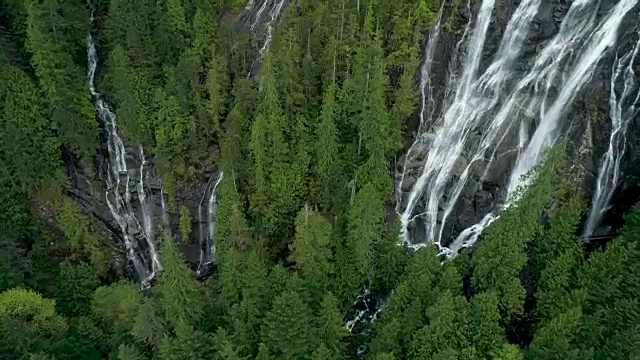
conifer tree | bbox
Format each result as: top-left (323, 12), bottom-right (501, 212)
top-left (290, 207), bottom-right (333, 301)
top-left (315, 83), bottom-right (342, 213)
top-left (316, 292), bottom-right (347, 358)
top-left (92, 282), bottom-right (144, 348)
top-left (24, 0), bottom-right (96, 161)
top-left (261, 290), bottom-right (317, 360)
top-left (117, 344), bottom-right (146, 360)
top-left (0, 288), bottom-right (67, 357)
top-left (156, 231), bottom-right (204, 329)
top-left (0, 65), bottom-right (62, 193)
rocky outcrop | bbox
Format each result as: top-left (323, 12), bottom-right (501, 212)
top-left (66, 139), bottom-right (220, 280)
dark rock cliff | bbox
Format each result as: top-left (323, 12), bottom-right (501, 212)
top-left (395, 0), bottom-right (640, 246)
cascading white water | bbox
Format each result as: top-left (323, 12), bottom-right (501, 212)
top-left (87, 19), bottom-right (161, 286)
top-left (257, 0), bottom-right (286, 56)
top-left (196, 172), bottom-right (224, 276)
top-left (398, 0), bottom-right (638, 256)
top-left (396, 6), bottom-right (444, 212)
top-left (583, 35), bottom-right (640, 237)
top-left (160, 186), bottom-right (169, 226)
top-left (245, 0), bottom-right (287, 77)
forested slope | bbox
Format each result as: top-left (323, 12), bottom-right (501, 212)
top-left (0, 0), bottom-right (639, 359)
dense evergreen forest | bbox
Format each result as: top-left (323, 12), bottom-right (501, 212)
top-left (1, 0), bottom-right (639, 359)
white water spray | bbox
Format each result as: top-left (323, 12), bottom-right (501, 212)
top-left (246, 0), bottom-right (287, 77)
top-left (583, 35), bottom-right (640, 236)
top-left (398, 0), bottom-right (638, 255)
top-left (87, 18), bottom-right (161, 286)
top-left (197, 172), bottom-right (224, 276)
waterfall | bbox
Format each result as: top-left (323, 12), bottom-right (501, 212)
top-left (398, 0), bottom-right (638, 256)
top-left (197, 171), bottom-right (224, 276)
top-left (246, 0), bottom-right (287, 76)
top-left (87, 19), bottom-right (161, 286)
top-left (257, 0), bottom-right (286, 56)
top-left (160, 186), bottom-right (169, 226)
top-left (396, 5), bottom-right (444, 213)
top-left (583, 35), bottom-right (640, 237)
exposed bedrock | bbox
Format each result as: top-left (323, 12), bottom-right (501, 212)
top-left (396, 0), bottom-right (640, 248)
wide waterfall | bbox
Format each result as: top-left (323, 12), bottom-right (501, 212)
top-left (397, 0), bottom-right (639, 255)
top-left (197, 171), bottom-right (224, 277)
top-left (87, 20), bottom-right (161, 287)
top-left (583, 35), bottom-right (640, 237)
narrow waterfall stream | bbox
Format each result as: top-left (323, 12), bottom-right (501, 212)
top-left (246, 0), bottom-right (287, 76)
top-left (397, 0), bottom-right (639, 255)
top-left (584, 35), bottom-right (640, 237)
top-left (87, 17), bottom-right (161, 287)
top-left (197, 171), bottom-right (224, 277)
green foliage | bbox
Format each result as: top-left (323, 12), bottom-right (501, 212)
top-left (131, 298), bottom-right (166, 348)
top-left (51, 316), bottom-right (104, 359)
top-left (370, 245), bottom-right (442, 358)
top-left (55, 262), bottom-right (99, 317)
top-left (0, 64), bottom-right (63, 193)
top-left (472, 146), bottom-right (567, 323)
top-left (261, 289), bottom-right (316, 360)
top-left (336, 182), bottom-right (385, 302)
top-left (316, 292), bottom-right (347, 358)
top-left (179, 206), bottom-right (193, 243)
top-left (290, 207), bottom-right (333, 300)
top-left (0, 187), bottom-right (32, 293)
top-left (92, 282), bottom-right (142, 327)
top-left (158, 323), bottom-right (215, 360)
top-left (2, 1), bottom-right (640, 360)
top-left (0, 288), bottom-right (67, 358)
top-left (117, 344), bottom-right (147, 360)
top-left (250, 52), bottom-right (307, 247)
top-left (25, 0), bottom-right (96, 160)
top-left (314, 83), bottom-right (346, 214)
top-left (157, 231), bottom-right (204, 329)
top-left (58, 199), bottom-right (109, 274)
top-left (408, 291), bottom-right (474, 359)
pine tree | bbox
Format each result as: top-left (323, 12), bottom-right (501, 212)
top-left (117, 344), bottom-right (146, 360)
top-left (469, 291), bottom-right (507, 357)
top-left (261, 290), bottom-right (317, 360)
top-left (213, 329), bottom-right (246, 360)
top-left (527, 307), bottom-right (590, 360)
top-left (250, 52), bottom-right (306, 249)
top-left (92, 282), bottom-right (144, 348)
top-left (472, 146), bottom-right (567, 324)
top-left (408, 291), bottom-right (474, 359)
top-left (290, 207), bottom-right (333, 301)
top-left (54, 262), bottom-right (99, 317)
top-left (315, 83), bottom-right (343, 213)
top-left (0, 288), bottom-right (67, 357)
top-left (228, 246), bottom-right (272, 355)
top-left (156, 231), bottom-right (204, 329)
top-left (350, 183), bottom-right (385, 278)
top-left (205, 52), bottom-right (228, 137)
top-left (0, 64), bottom-right (62, 193)
top-left (158, 322), bottom-right (215, 360)
top-left (58, 199), bottom-right (109, 274)
top-left (370, 245), bottom-right (442, 358)
top-left (132, 298), bottom-right (166, 348)
top-left (179, 206), bottom-right (192, 243)
top-left (316, 292), bottom-right (347, 358)
top-left (24, 0), bottom-right (96, 161)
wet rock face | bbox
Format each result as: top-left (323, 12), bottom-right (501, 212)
top-left (66, 0), bottom-right (288, 283)
top-left (396, 0), bottom-right (640, 247)
top-left (66, 137), bottom-right (214, 281)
